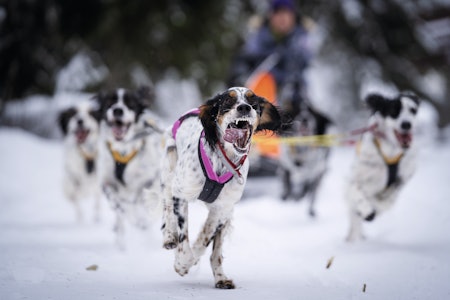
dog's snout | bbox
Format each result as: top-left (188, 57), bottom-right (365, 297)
top-left (401, 121), bottom-right (411, 130)
top-left (237, 104), bottom-right (251, 114)
top-left (113, 108), bottom-right (124, 117)
top-left (77, 119), bottom-right (84, 126)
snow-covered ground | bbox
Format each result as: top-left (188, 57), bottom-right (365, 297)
top-left (1, 127), bottom-right (450, 300)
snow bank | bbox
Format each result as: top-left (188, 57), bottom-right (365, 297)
top-left (0, 128), bottom-right (450, 299)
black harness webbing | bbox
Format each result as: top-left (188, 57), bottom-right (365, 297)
top-left (197, 138), bottom-right (232, 203)
top-left (85, 159), bottom-right (95, 174)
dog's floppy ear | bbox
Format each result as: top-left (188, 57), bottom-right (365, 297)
top-left (58, 107), bottom-right (76, 135)
top-left (400, 91), bottom-right (420, 106)
top-left (309, 106), bottom-right (333, 135)
top-left (91, 91), bottom-right (110, 119)
top-left (136, 85), bottom-right (155, 107)
top-left (365, 93), bottom-right (389, 114)
top-left (255, 96), bottom-right (284, 134)
top-left (199, 94), bottom-right (221, 148)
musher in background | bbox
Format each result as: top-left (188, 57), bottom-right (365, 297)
top-left (227, 0), bottom-right (314, 175)
top-left (227, 0), bottom-right (313, 111)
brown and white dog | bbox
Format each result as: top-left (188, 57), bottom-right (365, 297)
top-left (96, 87), bottom-right (163, 249)
top-left (59, 100), bottom-right (102, 223)
top-left (346, 92), bottom-right (420, 241)
top-left (160, 87), bottom-right (286, 289)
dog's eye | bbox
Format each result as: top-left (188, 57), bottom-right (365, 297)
top-left (410, 107), bottom-right (417, 115)
top-left (245, 90), bottom-right (254, 98)
top-left (124, 95), bottom-right (139, 110)
top-left (223, 95), bottom-right (236, 107)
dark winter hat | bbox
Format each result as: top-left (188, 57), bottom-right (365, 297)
top-left (270, 0), bottom-right (296, 12)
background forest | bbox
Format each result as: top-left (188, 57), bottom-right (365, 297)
top-left (1, 0), bottom-right (449, 135)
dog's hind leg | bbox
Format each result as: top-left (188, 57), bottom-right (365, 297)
top-left (306, 177), bottom-right (323, 217)
top-left (281, 169), bottom-right (292, 200)
top-left (210, 220), bottom-right (235, 289)
top-left (113, 213), bottom-right (126, 250)
top-left (346, 212), bottom-right (364, 242)
top-left (93, 188), bottom-right (101, 223)
top-left (64, 180), bottom-right (84, 223)
top-left (173, 196), bottom-right (195, 276)
top-left (191, 210), bottom-right (229, 262)
top-left (161, 140), bottom-right (179, 249)
top-left (71, 197), bottom-right (83, 223)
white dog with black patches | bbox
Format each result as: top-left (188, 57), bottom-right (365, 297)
top-left (59, 100), bottom-right (101, 222)
top-left (346, 92), bottom-right (420, 242)
top-left (160, 87), bottom-right (286, 289)
top-left (278, 101), bottom-right (332, 217)
top-left (96, 87), bottom-right (163, 249)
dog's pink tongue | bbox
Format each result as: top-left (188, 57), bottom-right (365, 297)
top-left (76, 129), bottom-right (89, 143)
top-left (113, 126), bottom-right (126, 139)
top-left (224, 128), bottom-right (247, 143)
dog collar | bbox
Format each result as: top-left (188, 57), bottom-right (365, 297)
top-left (216, 141), bottom-right (247, 184)
top-left (172, 108), bottom-right (248, 203)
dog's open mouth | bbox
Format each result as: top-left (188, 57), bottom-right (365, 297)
top-left (224, 119), bottom-right (253, 153)
top-left (395, 130), bottom-right (412, 148)
top-left (110, 120), bottom-right (130, 141)
top-left (75, 128), bottom-right (89, 144)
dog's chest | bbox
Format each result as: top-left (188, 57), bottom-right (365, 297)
top-left (65, 146), bottom-right (97, 179)
top-left (173, 119), bottom-right (248, 203)
top-left (101, 137), bottom-right (161, 189)
top-left (357, 140), bottom-right (416, 192)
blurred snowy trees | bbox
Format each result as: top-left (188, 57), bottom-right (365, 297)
top-left (0, 0), bottom-right (449, 134)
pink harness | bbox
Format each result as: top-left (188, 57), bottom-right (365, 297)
top-left (171, 109), bottom-right (235, 202)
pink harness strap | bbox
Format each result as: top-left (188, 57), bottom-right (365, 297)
top-left (171, 108), bottom-right (234, 203)
top-left (198, 131), bottom-right (233, 184)
top-left (172, 108), bottom-right (200, 140)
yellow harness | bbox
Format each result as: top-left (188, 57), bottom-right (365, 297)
top-left (373, 138), bottom-right (404, 165)
top-left (373, 138), bottom-right (404, 188)
top-left (107, 142), bottom-right (139, 164)
top-left (107, 141), bottom-right (142, 185)
top-left (78, 146), bottom-right (96, 174)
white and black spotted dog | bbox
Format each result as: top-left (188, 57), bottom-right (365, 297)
top-left (96, 87), bottom-right (163, 249)
top-left (59, 100), bottom-right (102, 223)
top-left (278, 101), bottom-right (332, 217)
top-left (160, 87), bottom-right (286, 289)
top-left (346, 92), bottom-right (420, 242)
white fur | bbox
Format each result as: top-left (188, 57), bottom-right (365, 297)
top-left (61, 101), bottom-right (101, 223)
top-left (98, 89), bottom-right (163, 249)
top-left (160, 87), bottom-right (281, 289)
top-left (278, 107), bottom-right (330, 216)
top-left (346, 94), bottom-right (419, 241)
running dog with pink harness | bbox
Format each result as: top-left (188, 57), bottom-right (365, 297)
top-left (171, 109), bottom-right (247, 203)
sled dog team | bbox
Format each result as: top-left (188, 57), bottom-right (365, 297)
top-left (59, 86), bottom-right (420, 289)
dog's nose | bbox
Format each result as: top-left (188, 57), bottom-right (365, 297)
top-left (237, 104), bottom-right (251, 114)
top-left (401, 121), bottom-right (411, 130)
top-left (113, 108), bottom-right (123, 117)
top-left (77, 119), bottom-right (84, 126)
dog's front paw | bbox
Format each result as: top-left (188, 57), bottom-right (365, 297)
top-left (174, 248), bottom-right (196, 276)
top-left (162, 232), bottom-right (178, 250)
top-left (215, 279), bottom-right (235, 289)
top-left (363, 210), bottom-right (376, 222)
top-left (163, 238), bottom-right (178, 250)
top-left (346, 232), bottom-right (365, 242)
top-left (174, 263), bottom-right (189, 276)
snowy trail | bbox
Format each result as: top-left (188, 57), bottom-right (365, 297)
top-left (1, 127), bottom-right (450, 300)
